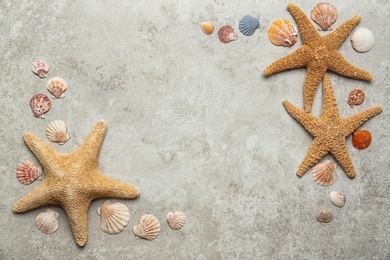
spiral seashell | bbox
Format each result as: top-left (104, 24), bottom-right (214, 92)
top-left (268, 19), bottom-right (298, 47)
top-left (16, 161), bottom-right (42, 185)
top-left (315, 208), bottom-right (333, 223)
top-left (329, 191), bottom-right (346, 208)
top-left (350, 27), bottom-right (374, 53)
top-left (30, 93), bottom-right (52, 119)
top-left (35, 208), bottom-right (60, 234)
top-left (96, 200), bottom-right (130, 235)
top-left (31, 60), bottom-right (49, 78)
top-left (218, 25), bottom-right (238, 44)
top-left (352, 129), bottom-right (372, 150)
top-left (133, 214), bottom-right (161, 241)
top-left (201, 21), bottom-right (214, 35)
top-left (312, 160), bottom-right (337, 186)
top-left (45, 120), bottom-right (70, 145)
top-left (166, 211), bottom-right (186, 230)
top-left (47, 77), bottom-right (68, 98)
top-left (310, 2), bottom-right (338, 31)
top-left (238, 15), bottom-right (260, 36)
top-left (347, 89), bottom-right (365, 108)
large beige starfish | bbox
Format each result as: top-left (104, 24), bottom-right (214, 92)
top-left (283, 74), bottom-right (382, 178)
top-left (13, 120), bottom-right (139, 246)
top-left (264, 3), bottom-right (373, 112)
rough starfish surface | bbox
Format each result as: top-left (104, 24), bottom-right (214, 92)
top-left (264, 3), bottom-right (373, 112)
top-left (283, 74), bottom-right (382, 178)
top-left (13, 120), bottom-right (139, 246)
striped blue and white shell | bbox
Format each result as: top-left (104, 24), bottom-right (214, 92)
top-left (238, 15), bottom-right (260, 36)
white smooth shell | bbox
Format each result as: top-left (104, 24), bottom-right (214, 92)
top-left (350, 27), bottom-right (374, 53)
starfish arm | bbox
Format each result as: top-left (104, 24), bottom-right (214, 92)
top-left (342, 106), bottom-right (383, 136)
top-left (283, 100), bottom-right (321, 136)
top-left (287, 3), bottom-right (321, 44)
top-left (91, 173), bottom-right (140, 199)
top-left (62, 202), bottom-right (90, 247)
top-left (303, 66), bottom-right (327, 112)
top-left (13, 183), bottom-right (57, 212)
top-left (327, 51), bottom-right (373, 80)
top-left (330, 142), bottom-right (356, 178)
top-left (323, 15), bottom-right (360, 49)
top-left (297, 138), bottom-right (328, 177)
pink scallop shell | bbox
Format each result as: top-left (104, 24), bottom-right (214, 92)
top-left (30, 94), bottom-right (52, 119)
top-left (16, 161), bottom-right (42, 185)
top-left (218, 25), bottom-right (238, 43)
top-left (31, 60), bottom-right (49, 78)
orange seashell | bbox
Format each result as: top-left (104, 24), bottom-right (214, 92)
top-left (30, 93), bottom-right (52, 119)
top-left (347, 89), bottom-right (365, 108)
top-left (16, 161), bottom-right (42, 185)
top-left (312, 160), bottom-right (337, 186)
top-left (32, 60), bottom-right (49, 78)
top-left (352, 130), bottom-right (372, 150)
top-left (201, 21), bottom-right (214, 35)
top-left (268, 19), bottom-right (298, 47)
top-left (310, 2), bottom-right (338, 31)
top-left (218, 25), bottom-right (237, 43)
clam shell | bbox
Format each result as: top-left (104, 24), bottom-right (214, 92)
top-left (96, 200), bottom-right (130, 235)
top-left (46, 120), bottom-right (70, 145)
top-left (47, 77), bottom-right (68, 98)
top-left (218, 25), bottom-right (237, 44)
top-left (30, 93), bottom-right (52, 119)
top-left (329, 191), bottom-right (346, 208)
top-left (315, 208), bottom-right (333, 223)
top-left (239, 15), bottom-right (260, 36)
top-left (201, 21), bottom-right (214, 35)
top-left (133, 214), bottom-right (160, 241)
top-left (352, 129), bottom-right (372, 150)
top-left (268, 19), bottom-right (298, 47)
top-left (312, 160), bottom-right (337, 186)
top-left (35, 208), bottom-right (60, 234)
top-left (166, 211), bottom-right (186, 230)
top-left (350, 27), bottom-right (374, 53)
top-left (32, 60), bottom-right (49, 78)
top-left (16, 161), bottom-right (42, 185)
top-left (347, 89), bottom-right (365, 108)
top-left (310, 2), bottom-right (338, 31)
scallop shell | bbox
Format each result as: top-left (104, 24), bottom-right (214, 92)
top-left (35, 208), bottom-right (60, 234)
top-left (32, 60), bottom-right (49, 78)
top-left (201, 21), bottom-right (214, 35)
top-left (347, 89), bottom-right (365, 108)
top-left (96, 200), bottom-right (130, 235)
top-left (30, 93), bottom-right (52, 119)
top-left (218, 25), bottom-right (238, 43)
top-left (47, 77), bottom-right (68, 98)
top-left (310, 2), bottom-right (338, 31)
top-left (315, 208), bottom-right (333, 223)
top-left (329, 191), bottom-right (346, 208)
top-left (239, 15), bottom-right (260, 36)
top-left (45, 120), bottom-right (70, 145)
top-left (16, 161), bottom-right (42, 185)
top-left (352, 129), bottom-right (372, 150)
top-left (268, 19), bottom-right (298, 47)
top-left (166, 211), bottom-right (186, 230)
top-left (312, 160), bottom-right (337, 186)
top-left (350, 27), bottom-right (374, 53)
top-left (133, 214), bottom-right (161, 240)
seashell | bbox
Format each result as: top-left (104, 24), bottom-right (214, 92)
top-left (350, 27), bottom-right (374, 53)
top-left (268, 19), bottom-right (298, 47)
top-left (31, 60), bottom-right (49, 78)
top-left (315, 208), bottom-right (333, 223)
top-left (16, 161), bottom-right (42, 185)
top-left (166, 211), bottom-right (186, 230)
top-left (201, 21), bottom-right (214, 35)
top-left (35, 208), bottom-right (60, 234)
top-left (239, 15), bottom-right (260, 36)
top-left (312, 160), bottom-right (337, 186)
top-left (329, 191), bottom-right (346, 208)
top-left (45, 120), bottom-right (70, 145)
top-left (47, 77), bottom-right (68, 98)
top-left (30, 93), bottom-right (52, 119)
top-left (218, 25), bottom-right (238, 44)
top-left (133, 214), bottom-right (161, 241)
top-left (310, 2), bottom-right (338, 31)
top-left (352, 129), bottom-right (372, 150)
top-left (96, 200), bottom-right (130, 235)
top-left (347, 89), bottom-right (365, 108)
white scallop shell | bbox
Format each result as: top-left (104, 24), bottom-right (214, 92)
top-left (47, 77), bottom-right (68, 98)
top-left (312, 160), bottom-right (337, 186)
top-left (96, 200), bottom-right (130, 235)
top-left (45, 120), bottom-right (70, 145)
top-left (350, 27), bottom-right (374, 53)
top-left (329, 191), bottom-right (346, 208)
top-left (166, 211), bottom-right (186, 230)
top-left (35, 208), bottom-right (60, 234)
top-left (16, 161), bottom-right (42, 185)
top-left (133, 214), bottom-right (161, 240)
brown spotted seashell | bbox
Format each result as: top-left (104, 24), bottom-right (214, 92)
top-left (30, 93), bottom-right (52, 119)
top-left (201, 21), bottom-right (214, 35)
top-left (352, 130), bottom-right (372, 150)
top-left (218, 25), bottom-right (237, 43)
top-left (96, 200), bottom-right (130, 235)
top-left (166, 211), bottom-right (186, 230)
top-left (32, 60), bottom-right (49, 78)
top-left (310, 2), bottom-right (338, 31)
top-left (312, 160), bottom-right (337, 186)
top-left (35, 208), bottom-right (60, 234)
top-left (329, 191), bottom-right (346, 208)
top-left (16, 161), bottom-right (42, 185)
top-left (47, 77), bottom-right (68, 98)
top-left (347, 89), bottom-right (365, 108)
top-left (45, 120), bottom-right (70, 145)
top-left (268, 19), bottom-right (298, 47)
top-left (315, 208), bottom-right (333, 223)
top-left (133, 214), bottom-right (161, 240)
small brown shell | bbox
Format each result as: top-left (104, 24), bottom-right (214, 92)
top-left (218, 25), bottom-right (238, 43)
top-left (312, 160), bottom-right (337, 186)
top-left (133, 214), bottom-right (161, 241)
top-left (329, 191), bottom-right (346, 208)
top-left (201, 21), bottom-right (214, 35)
top-left (97, 200), bottom-right (130, 235)
top-left (32, 60), bottom-right (49, 78)
top-left (30, 94), bottom-right (52, 119)
top-left (47, 77), bottom-right (68, 98)
top-left (16, 161), bottom-right (42, 185)
top-left (268, 19), bottom-right (298, 47)
top-left (166, 211), bottom-right (186, 230)
top-left (352, 130), bottom-right (372, 150)
top-left (310, 2), bottom-right (338, 31)
top-left (347, 89), bottom-right (365, 108)
top-left (315, 208), bottom-right (333, 223)
top-left (35, 208), bottom-right (60, 234)
top-left (46, 120), bottom-right (70, 145)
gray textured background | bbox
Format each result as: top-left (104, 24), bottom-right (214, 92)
top-left (1, 0), bottom-right (389, 259)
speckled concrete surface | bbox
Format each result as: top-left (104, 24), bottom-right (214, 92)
top-left (1, 0), bottom-right (389, 259)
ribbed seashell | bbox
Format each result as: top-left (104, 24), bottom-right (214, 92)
top-left (268, 19), bottom-right (298, 47)
top-left (35, 208), bottom-right (60, 234)
top-left (329, 191), bottom-right (346, 208)
top-left (16, 161), bottom-right (42, 185)
top-left (310, 2), bottom-right (338, 31)
top-left (133, 214), bottom-right (161, 241)
top-left (315, 208), bottom-right (333, 223)
top-left (96, 200), bottom-right (130, 235)
top-left (347, 89), bottom-right (365, 108)
top-left (239, 15), bottom-right (260, 36)
top-left (45, 120), bottom-right (70, 145)
top-left (218, 25), bottom-right (238, 44)
top-left (312, 160), bottom-right (337, 186)
top-left (352, 130), bottom-right (372, 150)
top-left (31, 60), bottom-right (49, 78)
top-left (350, 27), bottom-right (374, 53)
top-left (201, 21), bottom-right (214, 35)
top-left (30, 93), bottom-right (52, 119)
top-left (166, 211), bottom-right (186, 230)
top-left (47, 77), bottom-right (67, 98)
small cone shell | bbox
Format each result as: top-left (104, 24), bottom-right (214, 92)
top-left (133, 214), bottom-right (160, 241)
top-left (166, 211), bottom-right (186, 230)
top-left (35, 208), bottom-right (60, 234)
top-left (96, 200), bottom-right (130, 235)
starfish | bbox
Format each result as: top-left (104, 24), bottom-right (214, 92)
top-left (264, 3), bottom-right (373, 113)
top-left (13, 120), bottom-right (139, 247)
top-left (283, 74), bottom-right (382, 178)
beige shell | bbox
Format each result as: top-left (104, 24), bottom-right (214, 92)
top-left (47, 77), bottom-right (68, 98)
top-left (35, 208), bottom-right (60, 234)
top-left (166, 211), bottom-right (186, 230)
top-left (329, 191), bottom-right (346, 208)
top-left (133, 214), bottom-right (161, 240)
top-left (315, 208), bottom-right (333, 223)
top-left (310, 2), bottom-right (338, 31)
top-left (268, 19), bottom-right (298, 47)
top-left (16, 161), bottom-right (42, 185)
top-left (218, 25), bottom-right (238, 43)
top-left (96, 200), bottom-right (130, 235)
top-left (201, 21), bottom-right (214, 35)
top-left (312, 160), bottom-right (337, 186)
top-left (45, 120), bottom-right (70, 145)
top-left (32, 60), bottom-right (49, 78)
top-left (350, 27), bottom-right (374, 53)
top-left (30, 93), bottom-right (52, 119)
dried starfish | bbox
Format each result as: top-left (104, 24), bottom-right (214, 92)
top-left (13, 120), bottom-right (139, 246)
top-left (283, 74), bottom-right (382, 178)
top-left (264, 3), bottom-right (373, 112)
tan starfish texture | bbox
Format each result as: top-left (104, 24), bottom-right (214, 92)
top-left (264, 3), bottom-right (373, 113)
top-left (13, 120), bottom-right (139, 246)
top-left (283, 74), bottom-right (382, 178)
